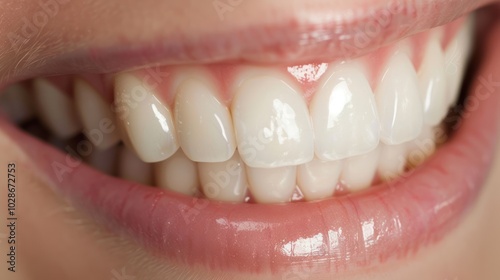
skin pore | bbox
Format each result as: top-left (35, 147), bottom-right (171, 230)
top-left (1, 0), bottom-right (500, 279)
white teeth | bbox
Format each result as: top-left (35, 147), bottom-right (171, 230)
top-left (444, 18), bottom-right (473, 107)
top-left (418, 38), bottom-right (448, 126)
top-left (406, 126), bottom-right (437, 168)
top-left (340, 147), bottom-right (380, 191)
top-left (297, 158), bottom-right (342, 201)
top-left (86, 145), bottom-right (118, 175)
top-left (33, 78), bottom-right (82, 139)
top-left (310, 62), bottom-right (380, 161)
top-left (114, 73), bottom-right (179, 163)
top-left (246, 165), bottom-right (297, 203)
top-left (154, 150), bottom-right (199, 196)
top-left (232, 74), bottom-right (314, 168)
top-left (198, 152), bottom-right (248, 202)
top-left (74, 79), bottom-right (120, 150)
top-left (0, 84), bottom-right (34, 123)
top-left (377, 144), bottom-right (408, 180)
top-left (175, 78), bottom-right (236, 162)
top-left (117, 145), bottom-right (153, 185)
top-left (376, 51), bottom-right (424, 145)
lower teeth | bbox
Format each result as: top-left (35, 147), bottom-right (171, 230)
top-left (14, 114), bottom-right (451, 204)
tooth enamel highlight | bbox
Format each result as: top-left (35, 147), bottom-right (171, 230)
top-left (33, 78), bottom-right (82, 139)
top-left (175, 78), bottom-right (236, 162)
top-left (340, 147), bottom-right (380, 191)
top-left (74, 79), bottom-right (121, 150)
top-left (117, 146), bottom-right (153, 185)
top-left (445, 18), bottom-right (473, 107)
top-left (199, 153), bottom-right (248, 202)
top-left (0, 84), bottom-right (34, 123)
top-left (114, 73), bottom-right (179, 163)
top-left (86, 145), bottom-right (118, 175)
top-left (418, 38), bottom-right (448, 126)
top-left (154, 150), bottom-right (199, 196)
top-left (297, 158), bottom-right (342, 201)
top-left (246, 165), bottom-right (297, 203)
top-left (376, 51), bottom-right (424, 145)
top-left (311, 62), bottom-right (380, 161)
top-left (232, 74), bottom-right (314, 168)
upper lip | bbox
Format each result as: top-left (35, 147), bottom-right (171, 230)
top-left (1, 0), bottom-right (496, 87)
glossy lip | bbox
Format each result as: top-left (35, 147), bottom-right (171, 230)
top-left (0, 0), bottom-right (496, 86)
top-left (0, 9), bottom-right (499, 276)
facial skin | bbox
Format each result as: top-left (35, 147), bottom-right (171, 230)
top-left (0, 0), bottom-right (500, 279)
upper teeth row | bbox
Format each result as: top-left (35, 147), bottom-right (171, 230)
top-left (0, 17), bottom-right (472, 172)
top-left (107, 20), bottom-right (471, 169)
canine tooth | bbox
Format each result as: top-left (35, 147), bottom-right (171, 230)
top-left (74, 79), bottom-right (120, 150)
top-left (175, 78), bottom-right (236, 162)
top-left (33, 78), bottom-right (82, 139)
top-left (376, 52), bottom-right (423, 145)
top-left (445, 18), bottom-right (473, 107)
top-left (311, 62), bottom-right (380, 161)
top-left (419, 39), bottom-right (447, 126)
top-left (117, 146), bottom-right (153, 185)
top-left (114, 73), bottom-right (179, 163)
top-left (154, 150), bottom-right (199, 196)
top-left (86, 145), bottom-right (118, 175)
top-left (198, 153), bottom-right (248, 202)
top-left (340, 147), bottom-right (380, 191)
top-left (232, 74), bottom-right (314, 168)
top-left (246, 165), bottom-right (297, 203)
top-left (297, 158), bottom-right (342, 201)
top-left (0, 83), bottom-right (34, 123)
top-left (377, 144), bottom-right (408, 180)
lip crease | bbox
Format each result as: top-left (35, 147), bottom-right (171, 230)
top-left (1, 8), bottom-right (499, 276)
top-left (1, 0), bottom-right (496, 87)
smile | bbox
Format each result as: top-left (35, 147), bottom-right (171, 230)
top-left (1, 0), bottom-right (500, 278)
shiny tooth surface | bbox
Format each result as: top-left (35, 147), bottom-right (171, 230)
top-left (418, 37), bottom-right (448, 126)
top-left (198, 153), bottom-right (248, 202)
top-left (74, 79), bottom-right (120, 150)
top-left (86, 145), bottom-right (118, 175)
top-left (246, 165), bottom-right (297, 203)
top-left (117, 146), bottom-right (153, 185)
top-left (0, 84), bottom-right (34, 123)
top-left (33, 78), bottom-right (82, 139)
top-left (444, 18), bottom-right (473, 107)
top-left (375, 51), bottom-right (424, 145)
top-left (175, 78), bottom-right (236, 162)
top-left (297, 158), bottom-right (342, 201)
top-left (114, 73), bottom-right (179, 163)
top-left (154, 150), bottom-right (199, 196)
top-left (311, 62), bottom-right (380, 161)
top-left (232, 73), bottom-right (314, 168)
top-left (340, 147), bottom-right (381, 192)
top-left (377, 144), bottom-right (408, 180)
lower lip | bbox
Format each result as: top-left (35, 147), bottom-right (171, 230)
top-left (3, 9), bottom-right (500, 277)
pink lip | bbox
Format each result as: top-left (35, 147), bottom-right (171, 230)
top-left (2, 9), bottom-right (500, 276)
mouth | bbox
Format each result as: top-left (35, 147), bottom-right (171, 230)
top-left (1, 1), bottom-right (500, 278)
